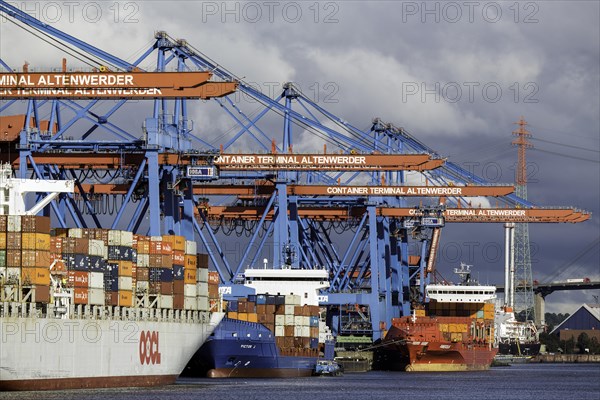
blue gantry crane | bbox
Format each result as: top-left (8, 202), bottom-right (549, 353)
top-left (0, 1), bottom-right (590, 341)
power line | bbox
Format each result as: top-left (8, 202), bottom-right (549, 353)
top-left (531, 148), bottom-right (600, 163)
top-left (531, 137), bottom-right (600, 153)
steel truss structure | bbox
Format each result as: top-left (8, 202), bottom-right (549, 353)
top-left (0, 1), bottom-right (589, 339)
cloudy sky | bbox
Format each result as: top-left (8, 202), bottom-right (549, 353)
top-left (1, 1), bottom-right (599, 313)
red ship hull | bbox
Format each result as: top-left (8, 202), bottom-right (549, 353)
top-left (381, 317), bottom-right (498, 372)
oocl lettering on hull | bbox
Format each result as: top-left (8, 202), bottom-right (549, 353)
top-left (139, 330), bottom-right (161, 365)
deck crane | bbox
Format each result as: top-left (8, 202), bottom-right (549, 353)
top-left (0, 1), bottom-right (591, 342)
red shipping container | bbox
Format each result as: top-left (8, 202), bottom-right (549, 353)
top-left (161, 241), bottom-right (172, 255)
top-left (208, 271), bottom-right (220, 284)
top-left (173, 280), bottom-right (184, 295)
top-left (105, 291), bottom-right (119, 306)
top-left (136, 266), bottom-right (149, 281)
top-left (50, 237), bottom-right (63, 253)
top-left (172, 251), bottom-right (185, 265)
top-left (173, 294), bottom-right (184, 309)
top-left (68, 271), bottom-right (89, 288)
top-left (34, 285), bottom-right (50, 303)
top-left (73, 287), bottom-right (89, 304)
top-left (149, 241), bottom-right (162, 255)
top-left (160, 281), bottom-right (173, 295)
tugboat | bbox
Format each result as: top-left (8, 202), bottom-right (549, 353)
top-left (378, 263), bottom-right (498, 371)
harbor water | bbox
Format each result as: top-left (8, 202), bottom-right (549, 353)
top-left (0, 363), bottom-right (598, 400)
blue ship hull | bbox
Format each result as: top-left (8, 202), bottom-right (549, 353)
top-left (195, 318), bottom-right (318, 378)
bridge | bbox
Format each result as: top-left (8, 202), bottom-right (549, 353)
top-left (496, 280), bottom-right (600, 326)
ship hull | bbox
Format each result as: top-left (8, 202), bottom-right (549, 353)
top-left (498, 342), bottom-right (541, 356)
top-left (379, 322), bottom-right (497, 372)
top-left (193, 318), bottom-right (317, 378)
top-left (0, 313), bottom-right (224, 390)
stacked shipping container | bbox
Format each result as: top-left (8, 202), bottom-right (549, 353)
top-left (0, 215), bottom-right (52, 302)
top-left (0, 216), bottom-right (211, 312)
top-left (227, 294), bottom-right (320, 356)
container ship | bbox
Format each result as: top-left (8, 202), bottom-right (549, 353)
top-left (187, 266), bottom-right (337, 378)
top-left (495, 306), bottom-right (540, 356)
top-left (377, 263), bottom-right (498, 372)
top-left (0, 166), bottom-right (223, 390)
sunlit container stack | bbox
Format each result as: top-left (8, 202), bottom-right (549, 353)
top-left (0, 215), bottom-right (52, 302)
top-left (0, 221), bottom-right (212, 313)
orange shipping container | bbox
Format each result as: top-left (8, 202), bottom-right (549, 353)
top-left (149, 241), bottom-right (163, 255)
top-left (118, 290), bottom-right (133, 307)
top-left (74, 287), bottom-right (89, 304)
top-left (21, 267), bottom-right (50, 285)
top-left (0, 232), bottom-right (5, 249)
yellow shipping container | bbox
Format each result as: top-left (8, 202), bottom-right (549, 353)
top-left (415, 309), bottom-right (426, 317)
top-left (118, 290), bottom-right (133, 307)
top-left (118, 261), bottom-right (133, 277)
top-left (184, 268), bottom-right (197, 284)
top-left (238, 312), bottom-right (248, 321)
top-left (439, 323), bottom-right (448, 332)
top-left (21, 267), bottom-right (50, 286)
top-left (184, 254), bottom-right (197, 269)
top-left (0, 232), bottom-right (5, 249)
top-left (228, 311), bottom-right (238, 319)
top-left (247, 313), bottom-right (258, 323)
top-left (22, 233), bottom-right (51, 250)
top-left (451, 333), bottom-right (463, 342)
top-left (163, 235), bottom-right (186, 252)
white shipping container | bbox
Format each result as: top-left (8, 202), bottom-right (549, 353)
top-left (284, 305), bottom-right (295, 315)
top-left (118, 276), bottom-right (133, 291)
top-left (68, 228), bottom-right (83, 238)
top-left (136, 281), bottom-right (149, 293)
top-left (301, 326), bottom-right (310, 337)
top-left (184, 284), bottom-right (196, 297)
top-left (197, 268), bottom-right (208, 283)
top-left (294, 326), bottom-right (303, 337)
top-left (184, 296), bottom-right (197, 310)
top-left (294, 316), bottom-right (304, 326)
top-left (7, 216), bottom-right (21, 232)
top-left (108, 230), bottom-right (122, 246)
top-left (275, 326), bottom-right (285, 337)
top-left (88, 239), bottom-right (105, 257)
top-left (159, 295), bottom-right (173, 309)
top-left (275, 315), bottom-right (285, 326)
top-left (285, 315), bottom-right (295, 325)
top-left (120, 231), bottom-right (133, 247)
top-left (185, 240), bottom-right (197, 255)
top-left (88, 288), bottom-right (105, 305)
top-left (197, 296), bottom-right (209, 312)
top-left (89, 272), bottom-right (104, 289)
top-left (302, 316), bottom-right (310, 326)
top-left (6, 267), bottom-right (21, 280)
top-left (150, 236), bottom-right (162, 242)
top-left (290, 295), bottom-right (301, 305)
top-left (196, 282), bottom-right (208, 296)
top-left (136, 254), bottom-right (150, 267)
